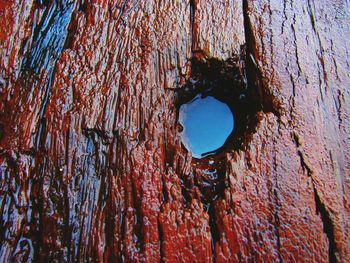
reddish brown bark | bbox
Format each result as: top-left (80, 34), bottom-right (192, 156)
top-left (0, 0), bottom-right (349, 262)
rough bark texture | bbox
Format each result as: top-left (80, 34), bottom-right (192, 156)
top-left (0, 0), bottom-right (349, 262)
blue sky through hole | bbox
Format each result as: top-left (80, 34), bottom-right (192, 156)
top-left (179, 95), bottom-right (234, 158)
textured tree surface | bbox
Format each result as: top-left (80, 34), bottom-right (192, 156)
top-left (0, 0), bottom-right (349, 262)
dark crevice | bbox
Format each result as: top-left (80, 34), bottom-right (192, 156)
top-left (30, 159), bottom-right (45, 262)
top-left (189, 0), bottom-right (196, 55)
top-left (208, 203), bottom-right (217, 263)
top-left (36, 0), bottom-right (52, 7)
top-left (105, 189), bottom-right (116, 262)
top-left (128, 175), bottom-right (143, 257)
top-left (292, 131), bottom-right (301, 147)
top-left (313, 186), bottom-right (337, 263)
top-left (336, 90), bottom-right (344, 130)
top-left (179, 158), bottom-right (226, 261)
top-left (64, 10), bottom-right (79, 50)
top-left (291, 13), bottom-right (302, 77)
top-left (34, 70), bottom-right (53, 150)
top-left (61, 167), bottom-right (71, 262)
top-left (158, 219), bottom-right (164, 263)
top-left (82, 128), bottom-right (112, 144)
top-left (78, 0), bottom-right (87, 13)
top-left (180, 157), bottom-right (227, 261)
top-left (242, 0), bottom-right (282, 117)
top-left (307, 0), bottom-right (329, 95)
top-left (295, 138), bottom-right (337, 262)
top-left (297, 150), bottom-right (313, 176)
top-left (180, 175), bottom-right (194, 208)
top-left (192, 159), bottom-right (226, 206)
top-left (105, 136), bottom-right (121, 262)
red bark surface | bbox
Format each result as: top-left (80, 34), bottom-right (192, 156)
top-left (0, 0), bottom-right (349, 262)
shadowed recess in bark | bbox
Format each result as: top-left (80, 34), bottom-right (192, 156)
top-left (176, 49), bottom-right (271, 157)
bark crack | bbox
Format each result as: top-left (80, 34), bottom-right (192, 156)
top-left (208, 203), bottom-right (217, 263)
top-left (291, 13), bottom-right (302, 77)
top-left (313, 185), bottom-right (337, 263)
top-left (293, 132), bottom-right (337, 263)
top-left (281, 0), bottom-right (287, 35)
top-left (307, 0), bottom-right (329, 95)
top-left (189, 0), bottom-right (196, 55)
top-left (336, 89), bottom-right (344, 130)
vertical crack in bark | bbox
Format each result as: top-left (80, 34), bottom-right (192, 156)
top-left (242, 0), bottom-right (257, 61)
top-left (208, 203), bottom-right (217, 263)
top-left (313, 186), bottom-right (337, 263)
top-left (285, 2), bottom-right (302, 124)
top-left (291, 13), bottom-right (302, 77)
top-left (336, 90), bottom-right (344, 130)
top-left (281, 1), bottom-right (287, 35)
top-left (307, 0), bottom-right (329, 96)
top-left (157, 219), bottom-right (164, 263)
top-left (34, 69), bottom-right (54, 150)
top-left (31, 158), bottom-right (45, 262)
top-left (241, 0), bottom-right (281, 117)
top-left (294, 133), bottom-right (337, 263)
top-left (189, 0), bottom-right (196, 55)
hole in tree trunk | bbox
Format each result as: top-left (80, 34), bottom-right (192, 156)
top-left (176, 53), bottom-right (261, 160)
top-left (178, 94), bottom-right (234, 159)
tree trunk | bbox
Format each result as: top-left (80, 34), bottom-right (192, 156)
top-left (0, 0), bottom-right (349, 262)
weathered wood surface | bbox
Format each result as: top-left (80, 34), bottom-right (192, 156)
top-left (0, 0), bottom-right (349, 262)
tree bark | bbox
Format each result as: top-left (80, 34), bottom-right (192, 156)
top-left (0, 0), bottom-right (349, 262)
